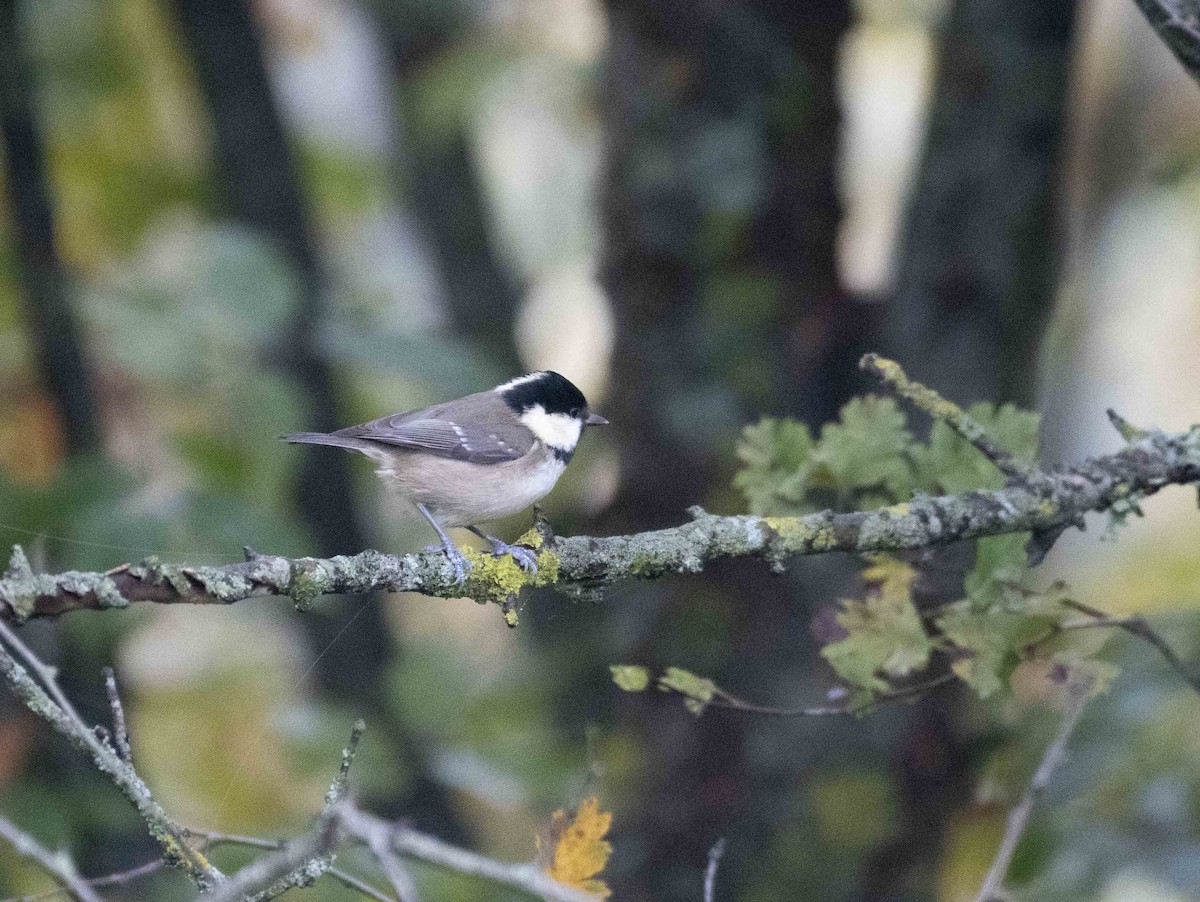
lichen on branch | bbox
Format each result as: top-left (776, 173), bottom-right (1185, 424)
top-left (1, 358), bottom-right (1198, 623)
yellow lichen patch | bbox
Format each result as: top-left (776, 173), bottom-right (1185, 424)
top-left (461, 544), bottom-right (560, 606)
top-left (764, 516), bottom-right (836, 553)
top-left (514, 527), bottom-right (545, 550)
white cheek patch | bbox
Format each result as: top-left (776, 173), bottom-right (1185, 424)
top-left (519, 404), bottom-right (582, 450)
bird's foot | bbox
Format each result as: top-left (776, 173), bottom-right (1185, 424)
top-left (428, 543), bottom-right (471, 584)
top-left (487, 540), bottom-right (538, 573)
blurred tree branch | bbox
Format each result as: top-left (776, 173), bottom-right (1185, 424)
top-left (0, 815), bottom-right (102, 902)
top-left (0, 637), bottom-right (603, 902)
top-left (1131, 0), bottom-right (1200, 82)
top-left (972, 675), bottom-right (1092, 902)
top-left (2, 355), bottom-right (1198, 623)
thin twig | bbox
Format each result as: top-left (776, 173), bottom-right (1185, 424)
top-left (205, 814), bottom-right (341, 902)
top-left (0, 858), bottom-right (166, 902)
top-left (860, 352), bottom-right (1033, 482)
top-left (0, 619), bottom-right (87, 727)
top-left (205, 720), bottom-right (372, 902)
top-left (704, 673), bottom-right (957, 717)
top-left (972, 679), bottom-right (1091, 902)
top-left (0, 622), bottom-right (221, 887)
top-left (183, 830), bottom-right (398, 902)
top-left (1059, 599), bottom-right (1200, 694)
top-left (704, 837), bottom-right (727, 902)
top-left (340, 808), bottom-right (600, 902)
top-left (366, 828), bottom-right (421, 902)
top-left (102, 666), bottom-right (132, 763)
top-left (0, 816), bottom-right (102, 902)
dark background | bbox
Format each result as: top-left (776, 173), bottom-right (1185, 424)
top-left (2, 0), bottom-right (1200, 900)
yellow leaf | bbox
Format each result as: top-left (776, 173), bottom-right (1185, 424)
top-left (536, 796), bottom-right (613, 898)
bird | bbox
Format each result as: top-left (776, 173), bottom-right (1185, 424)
top-left (283, 371), bottom-right (607, 582)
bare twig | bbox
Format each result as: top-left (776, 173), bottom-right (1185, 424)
top-left (207, 720), bottom-right (368, 902)
top-left (1059, 599), bottom-right (1200, 694)
top-left (972, 678), bottom-right (1091, 902)
top-left (183, 830), bottom-right (397, 902)
top-left (205, 814), bottom-right (341, 902)
top-left (340, 808), bottom-right (599, 902)
top-left (693, 673), bottom-right (956, 717)
top-left (0, 816), bottom-right (102, 902)
top-left (704, 837), bottom-right (727, 902)
top-left (0, 858), bottom-right (166, 902)
top-left (102, 666), bottom-right (132, 763)
top-left (860, 352), bottom-right (1034, 483)
top-left (0, 621), bottom-right (221, 887)
top-left (365, 827), bottom-right (421, 902)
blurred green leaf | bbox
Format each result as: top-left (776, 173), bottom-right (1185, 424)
top-left (937, 605), bottom-right (1056, 699)
top-left (812, 396), bottom-right (914, 500)
top-left (911, 402), bottom-right (1040, 494)
top-left (656, 667), bottom-right (716, 716)
top-left (821, 557), bottom-right (932, 693)
top-left (610, 665), bottom-right (650, 692)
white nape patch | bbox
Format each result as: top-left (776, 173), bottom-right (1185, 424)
top-left (519, 403), bottom-right (582, 450)
top-left (493, 372), bottom-right (547, 393)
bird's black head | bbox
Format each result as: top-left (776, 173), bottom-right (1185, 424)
top-left (496, 371), bottom-right (590, 418)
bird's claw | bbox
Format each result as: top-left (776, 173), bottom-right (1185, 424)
top-left (489, 541), bottom-right (538, 573)
top-left (432, 544), bottom-right (471, 584)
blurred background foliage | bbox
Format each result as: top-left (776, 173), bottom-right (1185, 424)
top-left (0, 0), bottom-right (1199, 899)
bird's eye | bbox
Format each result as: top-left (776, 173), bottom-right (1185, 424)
top-left (569, 407), bottom-right (581, 418)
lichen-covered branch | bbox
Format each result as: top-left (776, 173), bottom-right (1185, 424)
top-left (860, 352), bottom-right (1033, 482)
top-left (1131, 0), bottom-right (1200, 84)
top-left (0, 621), bottom-right (222, 888)
top-left (206, 721), bottom-right (364, 902)
top-left (2, 417), bottom-right (1198, 622)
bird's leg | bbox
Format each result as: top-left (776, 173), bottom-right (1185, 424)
top-left (467, 526), bottom-right (538, 573)
top-left (417, 503), bottom-right (471, 584)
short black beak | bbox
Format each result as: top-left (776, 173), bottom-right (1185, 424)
top-left (585, 411), bottom-right (609, 426)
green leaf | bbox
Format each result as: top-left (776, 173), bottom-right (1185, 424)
top-left (964, 534), bottom-right (1032, 610)
top-left (911, 403), bottom-right (1040, 494)
top-left (610, 665), bottom-right (651, 692)
top-left (656, 667), bottom-right (717, 717)
top-left (937, 605), bottom-right (1057, 699)
top-left (821, 557), bottom-right (933, 693)
top-left (733, 418), bottom-right (815, 515)
top-left (812, 396), bottom-right (915, 502)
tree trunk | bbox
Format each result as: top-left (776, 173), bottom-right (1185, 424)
top-left (886, 0), bottom-right (1077, 405)
top-left (595, 2), bottom-right (855, 897)
top-left (0, 0), bottom-right (100, 455)
top-left (868, 0), bottom-right (1078, 895)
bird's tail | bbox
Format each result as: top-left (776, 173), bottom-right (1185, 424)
top-left (280, 432), bottom-right (372, 452)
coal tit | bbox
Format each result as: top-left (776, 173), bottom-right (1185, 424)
top-left (283, 371), bottom-right (607, 582)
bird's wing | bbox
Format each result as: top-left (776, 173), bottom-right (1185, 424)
top-left (338, 407), bottom-right (534, 464)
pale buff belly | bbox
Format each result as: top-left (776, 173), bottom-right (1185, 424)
top-left (373, 447), bottom-right (567, 527)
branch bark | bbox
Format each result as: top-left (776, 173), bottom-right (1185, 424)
top-left (1130, 0), bottom-right (1200, 84)
top-left (0, 621), bottom-right (222, 888)
top-left (2, 419), bottom-right (1197, 622)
